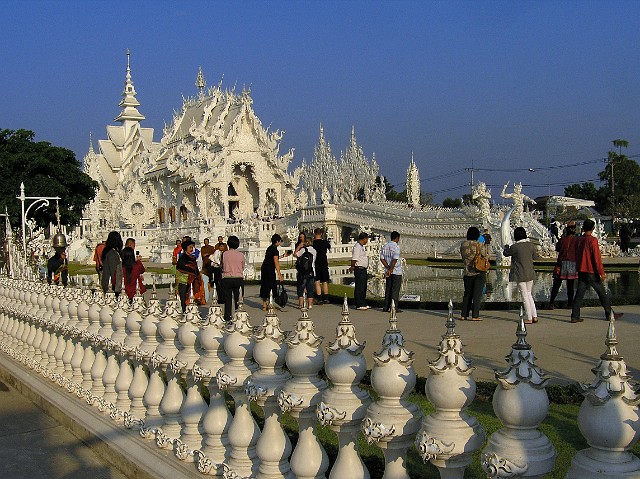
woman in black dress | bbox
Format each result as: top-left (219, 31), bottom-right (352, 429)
top-left (260, 234), bottom-right (290, 310)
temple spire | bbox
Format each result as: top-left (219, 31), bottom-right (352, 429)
top-left (88, 131), bottom-right (94, 154)
top-left (195, 66), bottom-right (206, 97)
top-left (114, 49), bottom-right (145, 124)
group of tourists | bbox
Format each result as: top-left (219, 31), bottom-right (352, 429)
top-left (91, 232), bottom-right (146, 301)
top-left (460, 219), bottom-right (622, 324)
top-left (56, 217), bottom-right (622, 327)
top-left (258, 228), bottom-right (331, 310)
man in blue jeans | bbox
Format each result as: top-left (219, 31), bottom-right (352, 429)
top-left (348, 232), bottom-right (370, 310)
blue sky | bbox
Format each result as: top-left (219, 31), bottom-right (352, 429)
top-left (1, 1), bottom-right (639, 202)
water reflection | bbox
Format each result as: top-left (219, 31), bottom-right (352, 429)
top-left (343, 266), bottom-right (640, 303)
top-left (73, 268), bottom-right (639, 304)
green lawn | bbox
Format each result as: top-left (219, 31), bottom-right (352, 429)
top-left (245, 386), bottom-right (638, 478)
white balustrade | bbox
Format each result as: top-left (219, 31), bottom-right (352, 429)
top-left (217, 296), bottom-right (260, 477)
top-left (416, 300), bottom-right (485, 478)
top-left (279, 297), bottom-right (329, 479)
top-left (0, 273), bottom-right (639, 479)
top-left (566, 314), bottom-right (640, 478)
top-left (481, 308), bottom-right (556, 478)
top-left (319, 296), bottom-right (371, 479)
top-left (198, 294), bottom-right (231, 471)
top-left (362, 302), bottom-right (422, 479)
top-left (250, 295), bottom-right (293, 479)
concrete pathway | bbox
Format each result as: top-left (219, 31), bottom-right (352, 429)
top-left (207, 284), bottom-right (640, 384)
top-left (0, 378), bottom-right (127, 479)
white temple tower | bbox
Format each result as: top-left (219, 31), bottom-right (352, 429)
top-left (406, 153), bottom-right (421, 207)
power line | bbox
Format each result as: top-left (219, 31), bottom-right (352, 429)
top-left (423, 153), bottom-right (640, 180)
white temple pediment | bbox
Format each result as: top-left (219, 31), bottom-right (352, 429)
top-left (83, 56), bottom-right (298, 235)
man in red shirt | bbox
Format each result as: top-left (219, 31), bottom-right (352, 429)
top-left (571, 219), bottom-right (623, 323)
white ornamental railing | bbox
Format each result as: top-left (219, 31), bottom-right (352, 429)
top-left (0, 275), bottom-right (639, 479)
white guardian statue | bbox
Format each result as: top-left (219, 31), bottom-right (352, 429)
top-left (472, 181), bottom-right (492, 226)
top-left (501, 182), bottom-right (536, 226)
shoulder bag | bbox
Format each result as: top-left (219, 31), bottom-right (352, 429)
top-left (474, 243), bottom-right (490, 272)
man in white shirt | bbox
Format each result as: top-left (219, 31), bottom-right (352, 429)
top-left (348, 232), bottom-right (370, 310)
top-left (380, 231), bottom-right (403, 313)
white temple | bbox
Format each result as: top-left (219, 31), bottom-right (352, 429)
top-left (83, 52), bottom-right (300, 255)
top-left (78, 52), bottom-right (559, 264)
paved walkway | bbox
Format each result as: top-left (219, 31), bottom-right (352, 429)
top-left (0, 377), bottom-right (127, 479)
top-left (208, 284), bottom-right (640, 384)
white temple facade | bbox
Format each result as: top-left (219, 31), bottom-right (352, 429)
top-left (82, 53), bottom-right (300, 254)
top-left (78, 52), bottom-right (558, 265)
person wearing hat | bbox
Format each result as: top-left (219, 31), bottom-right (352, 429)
top-left (546, 221), bottom-right (578, 310)
top-left (348, 232), bottom-right (370, 310)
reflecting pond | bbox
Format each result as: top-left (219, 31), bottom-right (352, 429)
top-left (71, 266), bottom-right (639, 304)
top-left (344, 266), bottom-right (640, 304)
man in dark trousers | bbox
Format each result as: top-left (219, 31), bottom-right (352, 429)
top-left (348, 232), bottom-right (370, 310)
top-left (571, 219), bottom-right (623, 323)
top-left (380, 231), bottom-right (403, 313)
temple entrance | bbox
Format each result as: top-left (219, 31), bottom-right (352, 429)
top-left (226, 163), bottom-right (259, 220)
top-left (229, 200), bottom-right (240, 221)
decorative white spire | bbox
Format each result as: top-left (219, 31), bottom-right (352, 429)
top-left (88, 131), bottom-right (94, 155)
top-left (195, 66), bottom-right (206, 97)
top-left (114, 49), bottom-right (145, 124)
top-left (407, 152), bottom-right (421, 207)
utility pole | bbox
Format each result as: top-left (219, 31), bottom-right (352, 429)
top-left (465, 159), bottom-right (475, 196)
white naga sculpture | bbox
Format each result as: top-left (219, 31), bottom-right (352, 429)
top-left (472, 182), bottom-right (492, 226)
top-left (501, 182), bottom-right (536, 225)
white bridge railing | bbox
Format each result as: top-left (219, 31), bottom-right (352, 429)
top-left (0, 276), bottom-right (639, 478)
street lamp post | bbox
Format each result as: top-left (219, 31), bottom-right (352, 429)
top-left (16, 182), bottom-right (60, 261)
top-left (528, 169), bottom-right (551, 228)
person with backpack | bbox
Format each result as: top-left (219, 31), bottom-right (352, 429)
top-left (294, 238), bottom-right (317, 309)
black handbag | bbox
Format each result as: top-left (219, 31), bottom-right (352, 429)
top-left (275, 282), bottom-right (288, 308)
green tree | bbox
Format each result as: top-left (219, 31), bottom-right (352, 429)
top-left (564, 182), bottom-right (599, 201)
top-left (442, 197), bottom-right (462, 208)
top-left (564, 140), bottom-right (640, 221)
top-left (0, 129), bottom-right (98, 227)
top-left (599, 139), bottom-right (640, 220)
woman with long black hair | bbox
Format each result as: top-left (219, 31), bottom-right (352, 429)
top-left (101, 231), bottom-right (123, 295)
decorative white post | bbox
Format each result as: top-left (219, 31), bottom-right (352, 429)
top-left (362, 303), bottom-right (422, 479)
top-left (279, 297), bottom-right (329, 479)
top-left (416, 300), bottom-right (485, 478)
top-left (216, 296), bottom-right (260, 477)
top-left (198, 292), bottom-right (232, 472)
top-left (250, 295), bottom-right (293, 479)
top-left (177, 296), bottom-right (207, 459)
top-left (481, 308), bottom-right (556, 478)
top-left (318, 296), bottom-right (371, 479)
top-left (159, 356), bottom-right (187, 439)
top-left (566, 314), bottom-right (640, 478)
top-left (141, 286), bottom-right (166, 427)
